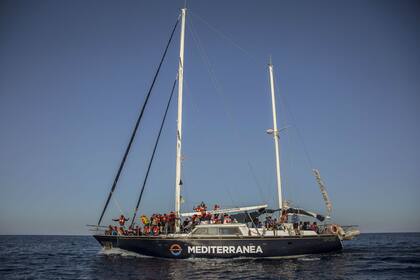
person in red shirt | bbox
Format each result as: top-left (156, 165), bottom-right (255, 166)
top-left (169, 211), bottom-right (176, 233)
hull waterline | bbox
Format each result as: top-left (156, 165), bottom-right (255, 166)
top-left (93, 234), bottom-right (342, 259)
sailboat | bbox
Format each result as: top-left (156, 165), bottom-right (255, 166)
top-left (90, 8), bottom-right (359, 259)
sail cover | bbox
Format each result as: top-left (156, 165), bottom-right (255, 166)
top-left (284, 207), bottom-right (325, 222)
top-left (313, 169), bottom-right (332, 216)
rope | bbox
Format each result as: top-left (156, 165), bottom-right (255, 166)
top-left (112, 196), bottom-right (125, 216)
top-left (274, 74), bottom-right (314, 171)
top-left (190, 11), bottom-right (261, 66)
top-left (187, 15), bottom-right (268, 205)
top-left (130, 76), bottom-right (178, 228)
top-left (97, 17), bottom-right (180, 226)
top-left (247, 162), bottom-right (268, 203)
top-left (191, 10), bottom-right (315, 175)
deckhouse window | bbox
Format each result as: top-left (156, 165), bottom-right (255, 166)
top-left (193, 228), bottom-right (219, 235)
top-left (193, 228), bottom-right (208, 235)
top-left (219, 227), bottom-right (241, 235)
top-left (193, 227), bottom-right (242, 235)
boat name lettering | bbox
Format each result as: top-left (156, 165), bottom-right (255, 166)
top-left (187, 245), bottom-right (263, 254)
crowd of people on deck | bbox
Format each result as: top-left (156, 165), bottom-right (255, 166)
top-left (182, 203), bottom-right (237, 231)
top-left (292, 221), bottom-right (319, 233)
top-left (252, 215), bottom-right (320, 234)
top-left (104, 202), bottom-right (321, 236)
top-left (104, 202), bottom-right (237, 236)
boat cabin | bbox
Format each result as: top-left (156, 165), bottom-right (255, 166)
top-left (188, 223), bottom-right (319, 237)
top-left (189, 224), bottom-right (248, 237)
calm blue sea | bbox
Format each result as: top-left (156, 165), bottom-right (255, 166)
top-left (0, 233), bottom-right (419, 279)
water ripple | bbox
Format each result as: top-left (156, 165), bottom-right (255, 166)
top-left (0, 233), bottom-right (419, 279)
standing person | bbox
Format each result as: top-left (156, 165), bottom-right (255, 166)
top-left (169, 211), bottom-right (176, 233)
top-left (310, 222), bottom-right (318, 233)
top-left (161, 214), bottom-right (167, 234)
top-left (182, 217), bottom-right (191, 232)
top-left (144, 224), bottom-right (150, 235)
top-left (291, 213), bottom-right (299, 225)
top-left (280, 209), bottom-right (288, 224)
top-left (113, 214), bottom-right (129, 227)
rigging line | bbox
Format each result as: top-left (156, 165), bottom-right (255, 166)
top-left (183, 76), bottom-right (200, 114)
top-left (247, 162), bottom-right (268, 204)
top-left (273, 73), bottom-right (315, 171)
top-left (97, 17), bottom-right (180, 226)
top-left (187, 17), bottom-right (229, 121)
top-left (112, 196), bottom-right (125, 216)
top-left (226, 186), bottom-right (239, 208)
top-left (187, 16), bottom-right (267, 204)
top-left (189, 11), bottom-right (261, 66)
top-left (130, 76), bottom-right (178, 228)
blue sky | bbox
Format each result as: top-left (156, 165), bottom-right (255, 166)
top-left (0, 0), bottom-right (419, 234)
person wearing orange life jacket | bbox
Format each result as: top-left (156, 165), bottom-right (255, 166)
top-left (113, 214), bottom-right (129, 227)
top-left (168, 211), bottom-right (176, 233)
top-left (152, 225), bottom-right (159, 236)
top-left (144, 225), bottom-right (150, 235)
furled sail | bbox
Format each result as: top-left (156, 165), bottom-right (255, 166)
top-left (313, 169), bottom-right (332, 216)
top-left (284, 207), bottom-right (326, 222)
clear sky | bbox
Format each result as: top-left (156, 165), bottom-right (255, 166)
top-left (0, 0), bottom-right (419, 235)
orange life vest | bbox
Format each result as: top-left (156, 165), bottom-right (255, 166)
top-left (152, 226), bottom-right (159, 236)
top-left (144, 225), bottom-right (150, 234)
top-left (119, 216), bottom-right (126, 226)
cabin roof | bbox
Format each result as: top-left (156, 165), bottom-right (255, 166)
top-left (194, 223), bottom-right (247, 228)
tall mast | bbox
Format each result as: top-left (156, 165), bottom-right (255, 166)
top-left (175, 8), bottom-right (186, 232)
top-left (268, 59), bottom-right (283, 211)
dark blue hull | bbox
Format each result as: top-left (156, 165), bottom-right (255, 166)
top-left (93, 235), bottom-right (342, 259)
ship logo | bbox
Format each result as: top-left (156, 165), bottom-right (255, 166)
top-left (169, 244), bottom-right (182, 256)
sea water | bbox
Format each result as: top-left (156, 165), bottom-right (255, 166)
top-left (0, 233), bottom-right (419, 279)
